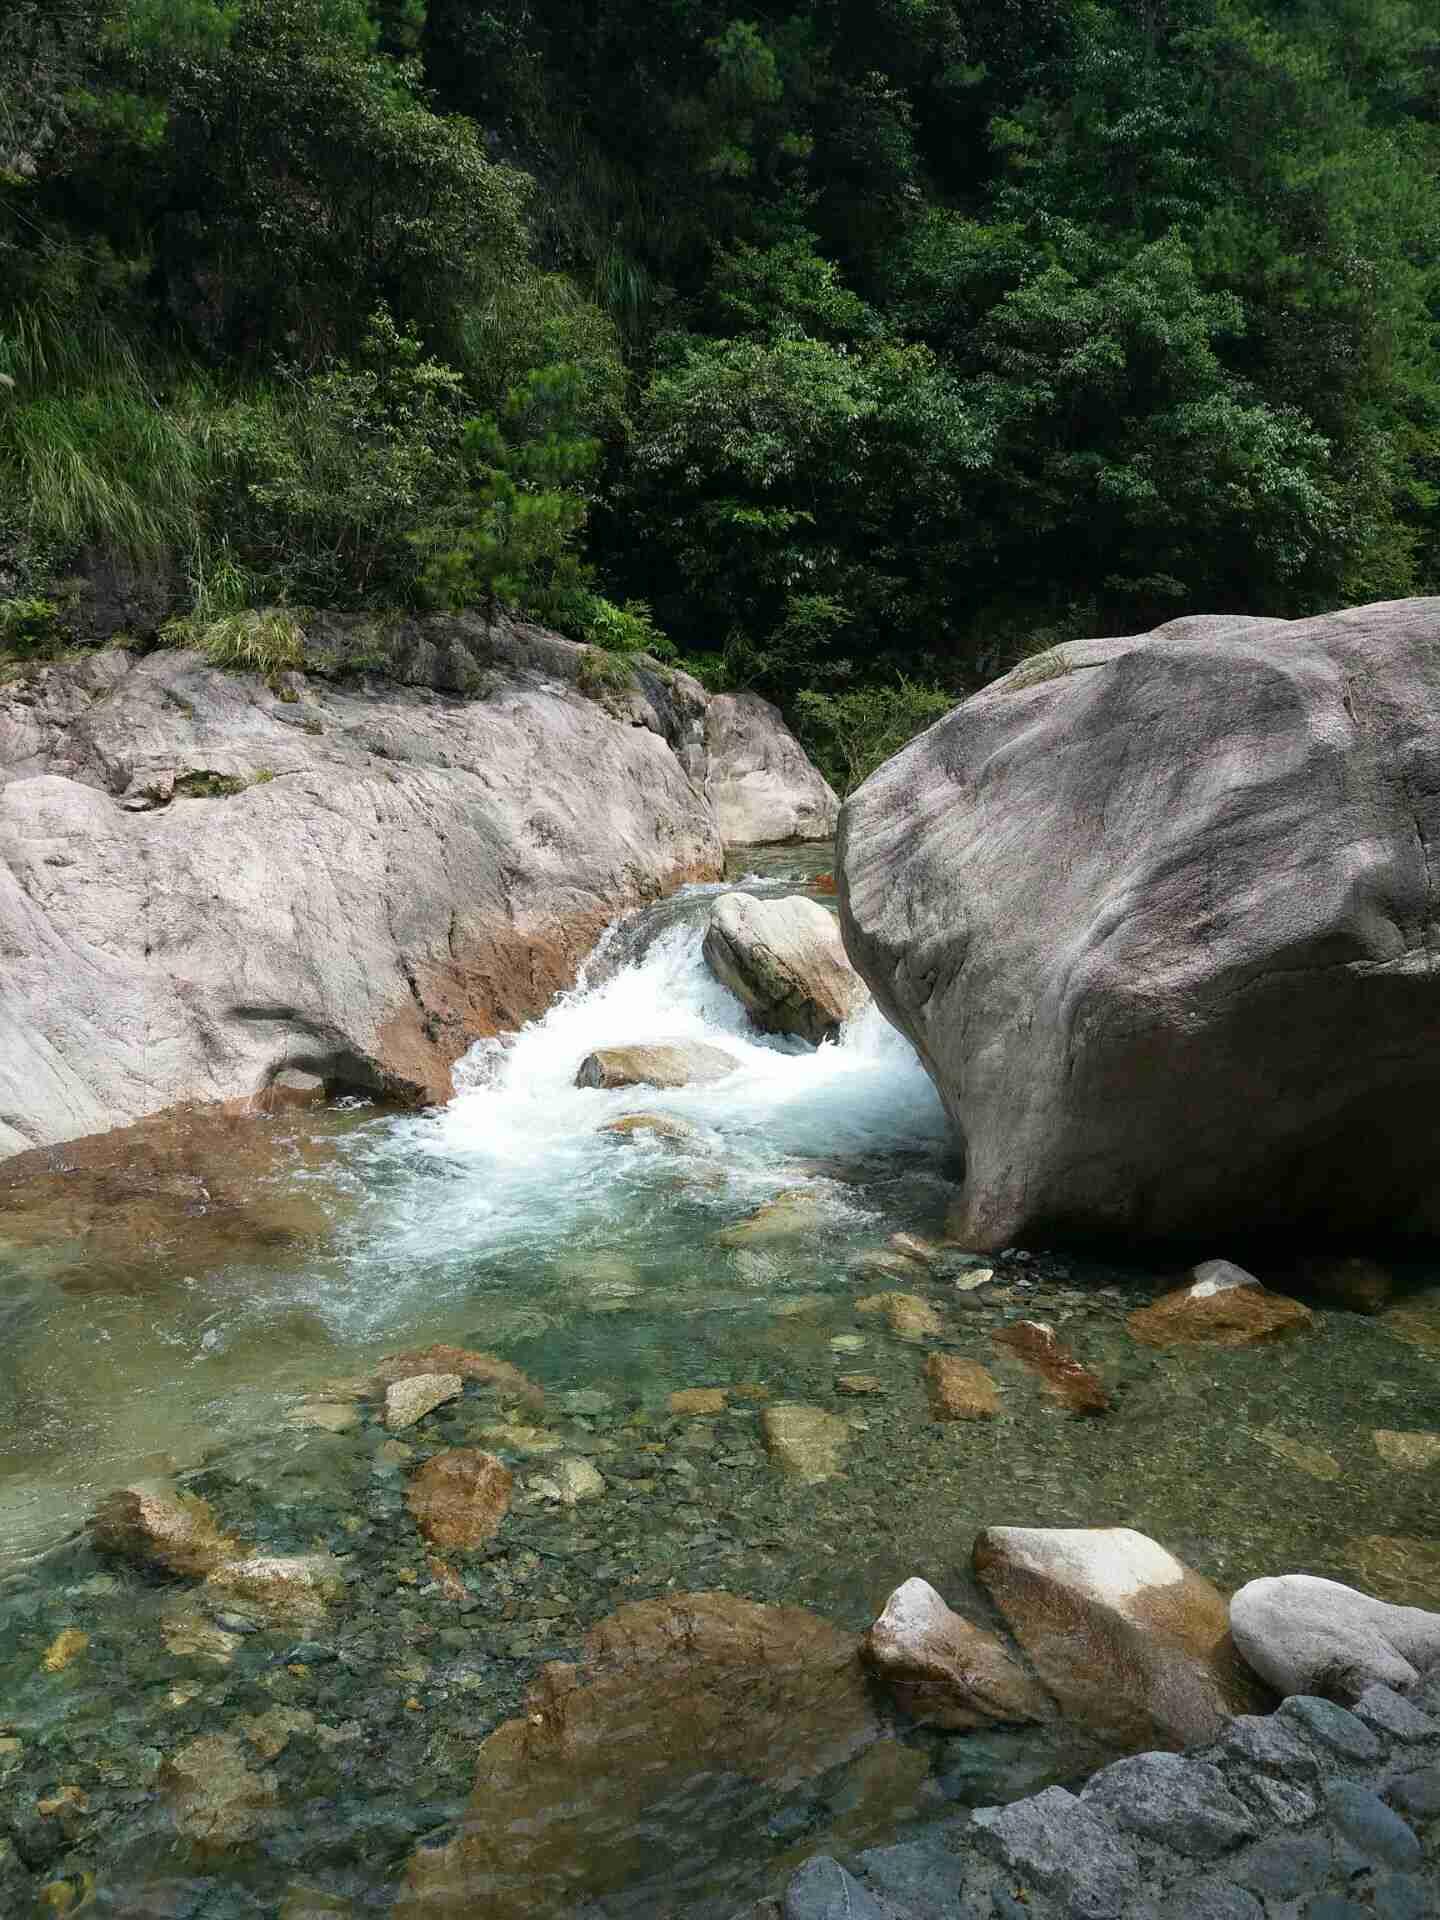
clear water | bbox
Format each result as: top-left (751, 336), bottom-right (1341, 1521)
top-left (1, 846), bottom-right (1437, 1918)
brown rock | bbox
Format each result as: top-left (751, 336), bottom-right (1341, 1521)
top-left (1380, 1303), bottom-right (1440, 1353)
top-left (991, 1321), bottom-right (1109, 1413)
top-left (669, 1387), bottom-right (728, 1415)
top-left (1287, 1255), bottom-right (1393, 1314)
top-left (384, 1372), bottom-right (462, 1432)
top-left (761, 1403), bottom-right (849, 1481)
top-left (370, 1346), bottom-right (544, 1413)
top-left (1126, 1260), bottom-right (1312, 1349)
top-left (397, 1592), bottom-right (878, 1920)
top-left (862, 1578), bottom-right (1050, 1729)
top-left (1255, 1426), bottom-right (1341, 1481)
top-left (888, 1233), bottom-right (943, 1266)
top-left (160, 1732), bottom-right (277, 1851)
top-left (575, 1042), bottom-right (738, 1091)
top-left (40, 1628), bottom-right (88, 1674)
top-left (201, 1554), bottom-right (344, 1629)
top-left (835, 1374), bottom-right (884, 1396)
top-left (925, 1353), bottom-right (1001, 1420)
top-left (236, 1706), bottom-right (315, 1760)
top-left (94, 1484), bottom-right (243, 1578)
top-left (407, 1450), bottom-right (512, 1552)
top-left (160, 1604), bottom-right (241, 1665)
top-left (974, 1525), bottom-right (1271, 1749)
top-left (715, 1188), bottom-right (826, 1246)
top-left (855, 1291), bottom-right (944, 1341)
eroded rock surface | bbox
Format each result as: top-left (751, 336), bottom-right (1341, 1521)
top-left (703, 892), bottom-right (869, 1043)
top-left (838, 598), bottom-right (1440, 1246)
top-left (975, 1526), bottom-right (1271, 1748)
top-left (1229, 1574), bottom-right (1440, 1699)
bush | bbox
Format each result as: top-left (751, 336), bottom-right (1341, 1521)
top-left (793, 677), bottom-right (955, 795)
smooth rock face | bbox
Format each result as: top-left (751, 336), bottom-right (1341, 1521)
top-left (702, 691), bottom-right (840, 846)
top-left (406, 1449), bottom-right (513, 1550)
top-left (0, 621), bottom-right (726, 1158)
top-left (1229, 1574), bottom-right (1440, 1699)
top-left (837, 599), bottom-right (1440, 1246)
top-left (975, 1526), bottom-right (1271, 1749)
top-left (702, 893), bottom-right (870, 1043)
top-left (398, 1591), bottom-right (878, 1920)
top-left (94, 1484), bottom-right (242, 1578)
top-left (575, 1042), bottom-right (738, 1090)
top-left (861, 1577), bottom-right (1051, 1728)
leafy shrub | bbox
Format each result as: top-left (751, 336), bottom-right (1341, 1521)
top-left (0, 594), bottom-right (66, 658)
top-left (793, 677), bottom-right (955, 795)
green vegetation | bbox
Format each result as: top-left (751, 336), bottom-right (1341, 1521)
top-left (3, 0), bottom-right (1438, 784)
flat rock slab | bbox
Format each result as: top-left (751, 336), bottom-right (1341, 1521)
top-left (575, 1042), bottom-right (738, 1090)
top-left (975, 1525), bottom-right (1270, 1749)
top-left (762, 1404), bottom-right (849, 1482)
top-left (971, 1784), bottom-right (1138, 1919)
top-left (703, 892), bottom-right (870, 1044)
top-left (862, 1576), bottom-right (1050, 1729)
top-left (1230, 1574), bottom-right (1440, 1698)
top-left (384, 1372), bottom-right (463, 1431)
top-left (407, 1448), bottom-right (512, 1551)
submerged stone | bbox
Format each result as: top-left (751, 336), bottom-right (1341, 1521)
top-left (861, 1577), bottom-right (1050, 1729)
top-left (924, 1352), bottom-right (1000, 1420)
top-left (1373, 1430), bottom-right (1440, 1471)
top-left (575, 1041), bottom-right (738, 1090)
top-left (991, 1320), bottom-right (1109, 1413)
top-left (854, 1291), bottom-right (944, 1340)
top-left (160, 1731), bottom-right (277, 1852)
top-left (761, 1403), bottom-right (848, 1481)
top-left (1127, 1264), bottom-right (1312, 1349)
top-left (407, 1448), bottom-right (512, 1550)
top-left (384, 1372), bottom-right (462, 1431)
top-left (201, 1554), bottom-right (345, 1629)
top-left (716, 1188), bottom-right (828, 1245)
top-left (94, 1483), bottom-right (243, 1578)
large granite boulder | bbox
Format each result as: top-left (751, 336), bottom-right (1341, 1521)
top-left (0, 613), bottom-right (842, 1159)
top-left (1230, 1574), bottom-right (1440, 1699)
top-left (703, 892), bottom-right (870, 1043)
top-left (838, 599), bottom-right (1440, 1246)
top-left (702, 691), bottom-right (839, 845)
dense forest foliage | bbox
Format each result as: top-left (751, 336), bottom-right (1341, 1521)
top-left (2, 0), bottom-right (1437, 782)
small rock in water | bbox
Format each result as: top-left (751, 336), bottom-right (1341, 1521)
top-left (716, 1188), bottom-right (828, 1246)
top-left (201, 1554), bottom-right (345, 1629)
top-left (236, 1706), bottom-right (316, 1760)
top-left (855, 1291), bottom-right (944, 1341)
top-left (991, 1320), bottom-right (1109, 1413)
top-left (783, 1855), bottom-right (886, 1920)
top-left (1126, 1260), bottom-right (1313, 1348)
top-left (160, 1731), bottom-right (277, 1851)
top-left (1081, 1752), bottom-right (1256, 1857)
top-left (40, 1628), bottom-right (88, 1674)
top-left (669, 1387), bottom-right (727, 1415)
top-left (1373, 1430), bottom-right (1440, 1471)
top-left (830, 1333), bottom-right (866, 1353)
top-left (862, 1576), bottom-right (1050, 1728)
top-left (384, 1372), bottom-right (463, 1431)
top-left (925, 1352), bottom-right (1001, 1420)
top-left (370, 1344), bottom-right (544, 1413)
top-left (161, 1605), bottom-right (242, 1665)
top-left (553, 1456), bottom-right (606, 1505)
top-left (1255, 1425), bottom-right (1342, 1481)
top-left (701, 891), bottom-right (870, 1044)
top-left (835, 1374), bottom-right (884, 1395)
top-left (407, 1449), bottom-right (513, 1550)
top-left (600, 1111), bottom-right (701, 1144)
top-left (853, 1248), bottom-right (931, 1282)
top-left (287, 1396), bottom-right (360, 1434)
top-left (889, 1232), bottom-right (943, 1265)
top-left (94, 1483), bottom-right (243, 1578)
top-left (951, 1266), bottom-right (996, 1292)
top-left (576, 1041), bottom-right (738, 1090)
top-left (761, 1403), bottom-right (848, 1481)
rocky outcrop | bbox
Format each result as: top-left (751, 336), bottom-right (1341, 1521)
top-left (974, 1526), bottom-right (1272, 1749)
top-left (0, 612), bottom-right (834, 1159)
top-left (702, 691), bottom-right (839, 845)
top-left (703, 892), bottom-right (870, 1042)
top-left (1230, 1574), bottom-right (1440, 1700)
top-left (838, 598), bottom-right (1440, 1247)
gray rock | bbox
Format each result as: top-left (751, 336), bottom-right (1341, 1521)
top-left (702, 692), bottom-right (839, 847)
top-left (1232, 1830), bottom-right (1332, 1897)
top-left (1278, 1695), bottom-right (1385, 1763)
top-left (1219, 1713), bottom-right (1323, 1780)
top-left (1081, 1753), bottom-right (1256, 1857)
top-left (1386, 1764), bottom-right (1440, 1817)
top-left (971, 1785), bottom-right (1138, 1919)
top-left (574, 1041), bottom-right (740, 1091)
top-left (1231, 1576), bottom-right (1440, 1700)
top-left (837, 598), bottom-right (1440, 1246)
top-left (1242, 1774), bottom-right (1319, 1827)
top-left (1302, 1901), bottom-right (1371, 1920)
top-left (784, 1855), bottom-right (887, 1920)
top-left (703, 893), bottom-right (870, 1044)
top-left (1353, 1684), bottom-right (1438, 1742)
top-left (1324, 1782), bottom-right (1421, 1872)
top-left (1369, 1873), bottom-right (1438, 1920)
top-left (1127, 1883), bottom-right (1264, 1920)
top-left (854, 1837), bottom-right (968, 1920)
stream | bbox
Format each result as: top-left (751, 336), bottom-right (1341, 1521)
top-left (0, 845), bottom-right (1437, 1917)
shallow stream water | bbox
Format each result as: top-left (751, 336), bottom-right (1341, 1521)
top-left (1, 846), bottom-right (1438, 1917)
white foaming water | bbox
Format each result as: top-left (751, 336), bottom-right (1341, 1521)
top-left (337, 889), bottom-right (950, 1314)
